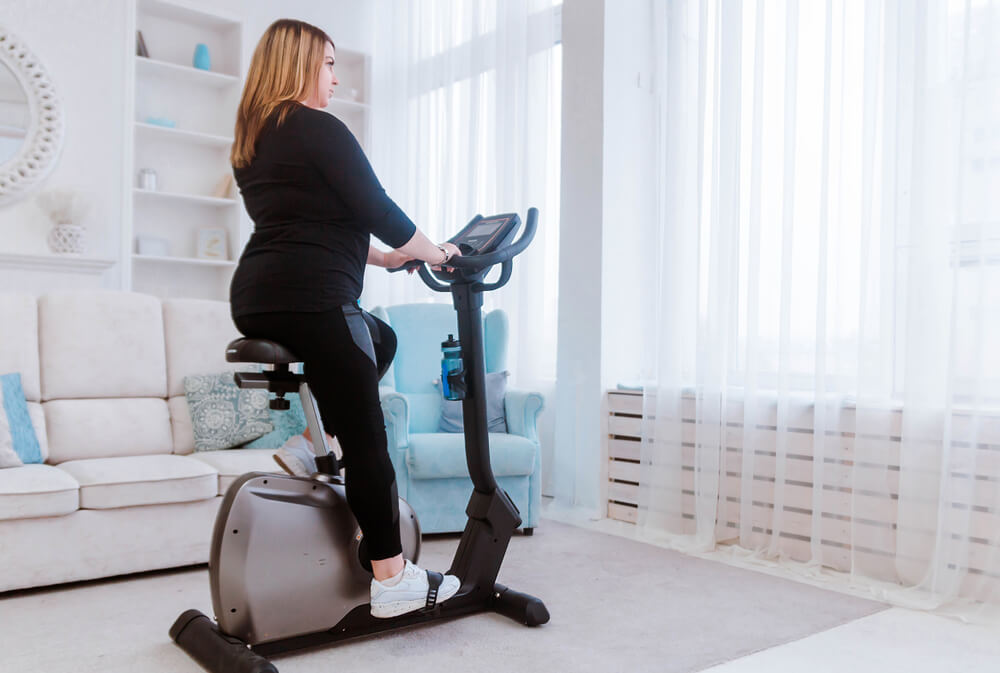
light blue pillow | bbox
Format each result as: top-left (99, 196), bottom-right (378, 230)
top-left (438, 370), bottom-right (508, 433)
top-left (184, 372), bottom-right (273, 451)
top-left (0, 373), bottom-right (42, 466)
top-left (244, 392), bottom-right (308, 449)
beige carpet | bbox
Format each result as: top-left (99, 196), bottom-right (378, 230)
top-left (0, 519), bottom-right (886, 673)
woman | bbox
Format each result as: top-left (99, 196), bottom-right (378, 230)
top-left (229, 18), bottom-right (461, 619)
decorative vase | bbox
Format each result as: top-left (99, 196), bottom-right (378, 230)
top-left (193, 43), bottom-right (211, 71)
top-left (47, 223), bottom-right (86, 254)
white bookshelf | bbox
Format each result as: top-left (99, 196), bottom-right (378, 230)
top-left (133, 254), bottom-right (236, 268)
top-left (124, 0), bottom-right (243, 300)
top-left (133, 188), bottom-right (238, 207)
top-left (135, 57), bottom-right (240, 88)
top-left (122, 0), bottom-right (372, 301)
top-left (134, 122), bottom-right (233, 148)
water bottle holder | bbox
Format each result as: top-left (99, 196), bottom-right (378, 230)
top-left (445, 368), bottom-right (467, 401)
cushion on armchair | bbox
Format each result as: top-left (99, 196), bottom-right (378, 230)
top-left (437, 370), bottom-right (508, 433)
top-left (406, 432), bottom-right (536, 479)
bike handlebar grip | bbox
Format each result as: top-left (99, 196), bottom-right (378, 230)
top-left (387, 259), bottom-right (424, 273)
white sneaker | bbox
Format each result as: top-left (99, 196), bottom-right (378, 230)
top-left (370, 560), bottom-right (461, 618)
top-left (272, 435), bottom-right (317, 477)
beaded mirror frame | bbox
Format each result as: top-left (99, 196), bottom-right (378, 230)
top-left (0, 27), bottom-right (64, 206)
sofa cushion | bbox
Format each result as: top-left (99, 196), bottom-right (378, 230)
top-left (187, 448), bottom-right (281, 494)
top-left (163, 298), bottom-right (244, 398)
top-left (406, 433), bottom-right (536, 480)
top-left (56, 455), bottom-right (217, 509)
top-left (1, 373), bottom-right (42, 463)
top-left (39, 291), bottom-right (167, 400)
top-left (44, 398), bottom-right (173, 463)
top-left (0, 464), bottom-right (79, 520)
top-left (184, 372), bottom-right (272, 450)
top-left (168, 396), bottom-right (195, 455)
top-left (0, 293), bottom-right (40, 402)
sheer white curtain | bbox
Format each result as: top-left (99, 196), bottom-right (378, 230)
top-left (364, 0), bottom-right (562, 385)
top-left (639, 0), bottom-right (1000, 619)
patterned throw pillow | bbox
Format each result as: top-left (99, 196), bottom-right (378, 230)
top-left (0, 373), bottom-right (41, 467)
top-left (438, 370), bottom-right (509, 433)
top-left (244, 392), bottom-right (308, 449)
top-left (184, 372), bottom-right (273, 451)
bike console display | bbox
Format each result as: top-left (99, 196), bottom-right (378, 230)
top-left (448, 213), bottom-right (520, 256)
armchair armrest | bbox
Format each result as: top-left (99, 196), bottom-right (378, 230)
top-left (379, 386), bottom-right (411, 452)
top-left (504, 388), bottom-right (544, 442)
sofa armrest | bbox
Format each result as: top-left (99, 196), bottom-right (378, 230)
top-left (504, 389), bottom-right (544, 442)
top-left (379, 386), bottom-right (411, 452)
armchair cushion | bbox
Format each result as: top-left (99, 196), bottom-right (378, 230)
top-left (437, 370), bottom-right (508, 433)
top-left (406, 432), bottom-right (536, 480)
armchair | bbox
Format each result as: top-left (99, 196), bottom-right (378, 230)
top-left (371, 303), bottom-right (543, 534)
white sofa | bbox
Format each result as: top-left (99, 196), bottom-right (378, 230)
top-left (0, 290), bottom-right (284, 593)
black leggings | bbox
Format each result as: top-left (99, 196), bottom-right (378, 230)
top-left (234, 305), bottom-right (402, 561)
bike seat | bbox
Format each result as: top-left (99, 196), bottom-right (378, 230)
top-left (225, 338), bottom-right (301, 365)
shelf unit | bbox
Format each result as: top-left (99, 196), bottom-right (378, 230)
top-left (124, 0), bottom-right (243, 300)
top-left (122, 0), bottom-right (372, 300)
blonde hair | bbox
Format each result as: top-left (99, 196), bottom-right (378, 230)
top-left (231, 19), bottom-right (334, 168)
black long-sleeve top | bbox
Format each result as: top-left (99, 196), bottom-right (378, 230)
top-left (230, 103), bottom-right (416, 317)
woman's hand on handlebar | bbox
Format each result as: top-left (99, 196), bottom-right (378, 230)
top-left (431, 242), bottom-right (462, 271)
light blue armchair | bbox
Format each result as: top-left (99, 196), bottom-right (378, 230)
top-left (371, 303), bottom-right (543, 534)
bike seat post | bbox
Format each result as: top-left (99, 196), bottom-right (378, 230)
top-left (225, 338), bottom-right (341, 476)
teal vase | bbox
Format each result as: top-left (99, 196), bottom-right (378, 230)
top-left (193, 43), bottom-right (211, 71)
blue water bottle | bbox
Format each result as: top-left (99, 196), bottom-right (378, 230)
top-left (441, 334), bottom-right (464, 400)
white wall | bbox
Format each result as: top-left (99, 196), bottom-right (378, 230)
top-left (0, 0), bottom-right (372, 292)
top-left (0, 0), bottom-right (131, 289)
top-left (551, 0), bottom-right (657, 513)
top-left (601, 1), bottom-right (657, 391)
top-left (552, 0), bottom-right (605, 513)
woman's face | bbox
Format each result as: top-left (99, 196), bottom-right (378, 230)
top-left (303, 41), bottom-right (338, 109)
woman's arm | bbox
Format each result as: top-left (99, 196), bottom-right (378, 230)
top-left (306, 113), bottom-right (462, 266)
top-left (395, 229), bottom-right (460, 265)
top-left (367, 245), bottom-right (387, 267)
top-left (367, 239), bottom-right (460, 269)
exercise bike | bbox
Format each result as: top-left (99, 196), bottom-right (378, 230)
top-left (170, 208), bottom-right (547, 673)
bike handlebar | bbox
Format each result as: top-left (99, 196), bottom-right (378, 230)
top-left (388, 207), bottom-right (537, 276)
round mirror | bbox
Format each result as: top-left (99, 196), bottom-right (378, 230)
top-left (0, 61), bottom-right (28, 164)
top-left (0, 28), bottom-right (64, 206)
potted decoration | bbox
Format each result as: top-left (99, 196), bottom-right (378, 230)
top-left (37, 189), bottom-right (91, 254)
